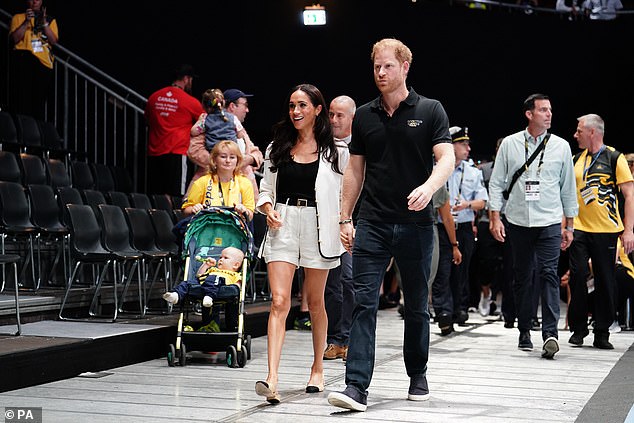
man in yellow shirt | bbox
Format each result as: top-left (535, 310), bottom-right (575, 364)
top-left (568, 114), bottom-right (634, 349)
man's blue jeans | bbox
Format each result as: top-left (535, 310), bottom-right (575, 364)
top-left (507, 223), bottom-right (562, 339)
top-left (345, 219), bottom-right (433, 396)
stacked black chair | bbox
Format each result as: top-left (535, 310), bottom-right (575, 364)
top-left (0, 151), bottom-right (22, 183)
top-left (70, 160), bottom-right (95, 190)
top-left (106, 191), bottom-right (132, 209)
top-left (91, 163), bottom-right (116, 192)
top-left (129, 192), bottom-right (153, 210)
top-left (81, 189), bottom-right (107, 212)
top-left (148, 208), bottom-right (182, 285)
top-left (109, 165), bottom-right (133, 193)
top-left (0, 253), bottom-right (22, 336)
top-left (151, 193), bottom-right (173, 212)
top-left (19, 153), bottom-right (48, 186)
top-left (37, 120), bottom-right (71, 161)
top-left (14, 114), bottom-right (42, 155)
top-left (27, 184), bottom-right (70, 287)
top-left (59, 204), bottom-right (116, 322)
top-left (56, 186), bottom-right (84, 228)
top-left (124, 207), bottom-right (171, 314)
top-left (97, 204), bottom-right (144, 317)
top-left (47, 158), bottom-right (71, 189)
top-left (0, 111), bottom-right (20, 152)
top-left (0, 181), bottom-right (40, 290)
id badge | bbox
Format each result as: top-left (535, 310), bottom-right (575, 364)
top-left (31, 39), bottom-right (43, 53)
top-left (580, 185), bottom-right (596, 205)
top-left (525, 180), bottom-right (540, 201)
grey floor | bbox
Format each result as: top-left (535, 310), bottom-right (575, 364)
top-left (2, 306), bottom-right (634, 423)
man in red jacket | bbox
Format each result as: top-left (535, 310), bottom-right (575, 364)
top-left (145, 64), bottom-right (203, 196)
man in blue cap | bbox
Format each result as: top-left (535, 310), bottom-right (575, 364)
top-left (224, 88), bottom-right (263, 195)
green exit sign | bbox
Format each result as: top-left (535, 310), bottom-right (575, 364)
top-left (303, 9), bottom-right (326, 25)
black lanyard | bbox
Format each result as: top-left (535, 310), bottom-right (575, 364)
top-left (524, 134), bottom-right (550, 178)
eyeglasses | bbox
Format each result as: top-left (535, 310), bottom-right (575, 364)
top-left (234, 101), bottom-right (248, 107)
top-left (628, 160), bottom-right (634, 166)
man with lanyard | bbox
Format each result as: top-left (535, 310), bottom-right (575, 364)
top-left (432, 126), bottom-right (487, 335)
top-left (568, 113), bottom-right (634, 349)
top-left (489, 93), bottom-right (578, 359)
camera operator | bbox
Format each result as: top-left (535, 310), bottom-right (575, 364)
top-left (8, 0), bottom-right (59, 120)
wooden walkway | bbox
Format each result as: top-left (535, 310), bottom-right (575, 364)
top-left (1, 306), bottom-right (634, 422)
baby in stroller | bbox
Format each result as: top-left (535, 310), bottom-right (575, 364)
top-left (162, 246), bottom-right (244, 308)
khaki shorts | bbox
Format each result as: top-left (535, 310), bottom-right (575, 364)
top-left (262, 203), bottom-right (340, 269)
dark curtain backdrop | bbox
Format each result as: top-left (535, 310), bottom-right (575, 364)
top-left (5, 0), bottom-right (633, 159)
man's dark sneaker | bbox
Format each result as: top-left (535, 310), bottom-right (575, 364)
top-left (568, 329), bottom-right (589, 346)
top-left (437, 312), bottom-right (453, 336)
top-left (541, 336), bottom-right (559, 359)
top-left (408, 374), bottom-right (430, 401)
top-left (454, 310), bottom-right (469, 326)
top-left (518, 331), bottom-right (533, 351)
top-left (503, 317), bottom-right (515, 329)
top-left (593, 332), bottom-right (614, 350)
top-left (328, 386), bottom-right (368, 412)
top-left (531, 318), bottom-right (541, 331)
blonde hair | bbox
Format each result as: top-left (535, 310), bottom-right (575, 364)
top-left (209, 140), bottom-right (243, 177)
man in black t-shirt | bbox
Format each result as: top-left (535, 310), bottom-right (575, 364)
top-left (328, 38), bottom-right (455, 412)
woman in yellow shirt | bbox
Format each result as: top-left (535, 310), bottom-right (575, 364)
top-left (182, 141), bottom-right (254, 221)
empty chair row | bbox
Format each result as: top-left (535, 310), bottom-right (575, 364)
top-left (59, 204), bottom-right (181, 321)
top-left (57, 187), bottom-right (185, 223)
top-left (0, 150), bottom-right (134, 193)
top-left (0, 110), bottom-right (68, 158)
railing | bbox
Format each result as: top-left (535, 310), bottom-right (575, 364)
top-left (0, 7), bottom-right (148, 192)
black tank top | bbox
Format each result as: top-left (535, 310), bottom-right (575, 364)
top-left (277, 159), bottom-right (318, 201)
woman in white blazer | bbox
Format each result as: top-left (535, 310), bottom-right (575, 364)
top-left (254, 84), bottom-right (349, 403)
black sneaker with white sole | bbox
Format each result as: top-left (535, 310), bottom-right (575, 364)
top-left (518, 331), bottom-right (533, 351)
top-left (541, 336), bottom-right (559, 359)
top-left (408, 374), bottom-right (430, 401)
top-left (328, 386), bottom-right (368, 412)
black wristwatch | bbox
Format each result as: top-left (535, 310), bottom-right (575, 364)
top-left (451, 241), bottom-right (459, 247)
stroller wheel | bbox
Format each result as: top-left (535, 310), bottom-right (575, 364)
top-left (167, 344), bottom-right (176, 367)
top-left (245, 335), bottom-right (252, 361)
top-left (226, 345), bottom-right (238, 368)
top-left (237, 348), bottom-right (247, 368)
top-left (179, 343), bottom-right (187, 367)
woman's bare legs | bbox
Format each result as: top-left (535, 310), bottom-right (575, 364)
top-left (303, 267), bottom-right (329, 387)
top-left (263, 261), bottom-right (296, 390)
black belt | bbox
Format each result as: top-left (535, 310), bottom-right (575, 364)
top-left (279, 198), bottom-right (316, 207)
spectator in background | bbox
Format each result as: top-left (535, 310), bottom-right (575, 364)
top-left (568, 114), bottom-right (633, 349)
top-left (489, 93), bottom-right (578, 359)
top-left (433, 126), bottom-right (487, 329)
top-left (145, 64), bottom-right (203, 196)
top-left (224, 88), bottom-right (264, 196)
top-left (8, 0), bottom-right (59, 120)
top-left (582, 0), bottom-right (623, 19)
top-left (187, 89), bottom-right (239, 187)
top-left (323, 95), bottom-right (356, 361)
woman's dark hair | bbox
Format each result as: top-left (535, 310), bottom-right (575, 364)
top-left (269, 84), bottom-right (341, 174)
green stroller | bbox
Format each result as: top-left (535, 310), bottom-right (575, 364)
top-left (167, 207), bottom-right (253, 368)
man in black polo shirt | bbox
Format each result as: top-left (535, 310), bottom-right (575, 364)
top-left (328, 38), bottom-right (455, 412)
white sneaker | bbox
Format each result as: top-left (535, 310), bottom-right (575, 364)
top-left (609, 320), bottom-right (622, 334)
top-left (162, 292), bottom-right (178, 304)
top-left (478, 293), bottom-right (490, 317)
top-left (202, 296), bottom-right (213, 308)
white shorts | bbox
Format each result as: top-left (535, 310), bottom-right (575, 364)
top-left (262, 203), bottom-right (340, 270)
